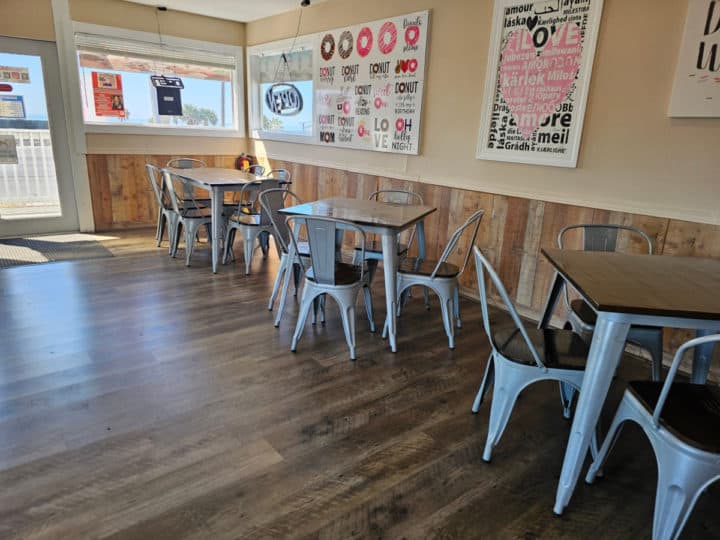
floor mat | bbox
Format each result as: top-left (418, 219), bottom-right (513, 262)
top-left (0, 233), bottom-right (114, 269)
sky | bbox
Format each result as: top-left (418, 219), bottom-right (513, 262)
top-left (0, 52), bottom-right (49, 121)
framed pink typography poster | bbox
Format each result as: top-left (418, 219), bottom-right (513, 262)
top-left (476, 0), bottom-right (604, 168)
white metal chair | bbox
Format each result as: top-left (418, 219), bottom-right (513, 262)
top-left (267, 168), bottom-right (290, 181)
top-left (222, 178), bottom-right (282, 274)
top-left (586, 334), bottom-right (720, 540)
top-left (387, 209), bottom-right (483, 349)
top-left (471, 246), bottom-right (594, 462)
top-left (259, 189), bottom-right (313, 327)
top-left (146, 164), bottom-right (177, 252)
top-left (162, 169), bottom-right (212, 266)
top-left (160, 158), bottom-right (210, 242)
top-left (287, 215), bottom-right (375, 360)
top-left (247, 164), bottom-right (265, 176)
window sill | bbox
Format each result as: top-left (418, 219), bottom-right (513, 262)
top-left (84, 123), bottom-right (245, 138)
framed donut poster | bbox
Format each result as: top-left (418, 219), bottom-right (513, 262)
top-left (315, 10), bottom-right (430, 155)
top-left (476, 0), bottom-right (604, 168)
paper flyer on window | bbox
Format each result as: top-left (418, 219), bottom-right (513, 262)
top-left (0, 66), bottom-right (30, 84)
top-left (92, 72), bottom-right (126, 117)
top-left (314, 10), bottom-right (429, 155)
top-left (0, 95), bottom-right (26, 119)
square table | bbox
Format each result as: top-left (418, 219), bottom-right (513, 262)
top-left (165, 167), bottom-right (258, 273)
top-left (280, 197), bottom-right (437, 353)
top-left (538, 248), bottom-right (720, 515)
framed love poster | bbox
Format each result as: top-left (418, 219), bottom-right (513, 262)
top-left (476, 0), bottom-right (605, 168)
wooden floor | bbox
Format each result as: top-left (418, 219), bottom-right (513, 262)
top-left (0, 230), bottom-right (719, 539)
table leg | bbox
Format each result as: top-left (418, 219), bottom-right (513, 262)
top-left (554, 314), bottom-right (630, 515)
top-left (538, 271), bottom-right (563, 329)
top-left (381, 232), bottom-right (400, 353)
top-left (211, 186), bottom-right (223, 273)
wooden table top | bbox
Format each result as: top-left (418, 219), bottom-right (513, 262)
top-left (165, 167), bottom-right (257, 187)
top-left (280, 197), bottom-right (437, 230)
top-left (542, 248), bottom-right (720, 320)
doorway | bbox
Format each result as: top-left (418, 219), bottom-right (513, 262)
top-left (0, 36), bottom-right (79, 236)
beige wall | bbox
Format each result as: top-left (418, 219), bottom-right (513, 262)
top-left (0, 0), bottom-right (55, 41)
top-left (246, 0), bottom-right (720, 225)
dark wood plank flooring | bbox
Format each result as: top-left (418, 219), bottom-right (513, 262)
top-left (0, 230), bottom-right (718, 539)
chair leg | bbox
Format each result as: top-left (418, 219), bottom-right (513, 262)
top-left (454, 285), bottom-right (461, 328)
top-left (337, 293), bottom-right (358, 360)
top-left (291, 287), bottom-right (315, 352)
top-left (274, 256), bottom-right (295, 328)
top-left (184, 223), bottom-right (196, 266)
top-left (629, 327), bottom-right (664, 382)
top-left (156, 212), bottom-right (166, 247)
top-left (651, 453), bottom-right (713, 540)
top-left (243, 228), bottom-right (258, 275)
top-left (268, 253), bottom-right (287, 311)
top-left (259, 231), bottom-right (270, 257)
top-left (363, 285), bottom-right (375, 332)
top-left (559, 381), bottom-right (577, 419)
top-left (222, 226), bottom-right (234, 265)
top-left (472, 352), bottom-right (495, 413)
top-left (439, 292), bottom-right (455, 350)
top-left (483, 361), bottom-right (525, 462)
top-left (171, 221), bottom-right (182, 258)
top-left (586, 397), bottom-right (634, 484)
top-left (366, 259), bottom-right (379, 284)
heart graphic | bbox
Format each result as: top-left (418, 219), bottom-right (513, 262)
top-left (499, 22), bottom-right (582, 139)
top-left (526, 16), bottom-right (539, 31)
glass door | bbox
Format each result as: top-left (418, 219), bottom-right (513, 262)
top-left (0, 37), bottom-right (78, 236)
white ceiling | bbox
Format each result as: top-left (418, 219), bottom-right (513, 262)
top-left (125, 0), bottom-right (328, 23)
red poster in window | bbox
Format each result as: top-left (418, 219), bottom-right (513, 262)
top-left (92, 72), bottom-right (125, 117)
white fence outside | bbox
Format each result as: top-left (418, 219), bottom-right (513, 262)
top-left (0, 129), bottom-right (61, 216)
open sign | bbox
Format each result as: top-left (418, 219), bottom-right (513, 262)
top-left (264, 83), bottom-right (303, 116)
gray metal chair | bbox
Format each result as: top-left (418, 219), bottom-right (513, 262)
top-left (146, 164), bottom-right (177, 252)
top-left (287, 215), bottom-right (375, 360)
top-left (160, 158), bottom-right (210, 242)
top-left (259, 189), bottom-right (313, 327)
top-left (586, 334), bottom-right (720, 540)
top-left (267, 168), bottom-right (290, 181)
top-left (471, 246), bottom-right (595, 462)
top-left (387, 209), bottom-right (484, 349)
top-left (247, 164), bottom-right (265, 176)
top-left (222, 178), bottom-right (282, 274)
top-left (558, 224), bottom-right (663, 380)
top-left (162, 169), bottom-right (212, 266)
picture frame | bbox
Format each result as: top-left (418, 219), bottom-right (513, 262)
top-left (476, 0), bottom-right (605, 168)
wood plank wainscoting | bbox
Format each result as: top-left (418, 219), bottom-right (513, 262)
top-left (86, 154), bottom-right (720, 373)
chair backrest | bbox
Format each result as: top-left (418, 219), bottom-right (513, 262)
top-left (146, 164), bottom-right (172, 210)
top-left (161, 169), bottom-right (187, 215)
top-left (287, 215), bottom-right (365, 286)
top-left (166, 157), bottom-right (206, 169)
top-left (268, 169), bottom-right (290, 181)
top-left (558, 224), bottom-right (653, 255)
top-left (368, 189), bottom-right (423, 250)
top-left (259, 188), bottom-right (303, 254)
top-left (652, 334), bottom-right (720, 429)
top-left (473, 246), bottom-right (545, 369)
top-left (235, 179), bottom-right (282, 223)
top-left (248, 164), bottom-right (265, 176)
top-left (431, 209), bottom-right (484, 279)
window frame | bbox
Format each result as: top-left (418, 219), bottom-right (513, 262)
top-left (72, 22), bottom-right (245, 138)
top-left (246, 35), bottom-right (315, 145)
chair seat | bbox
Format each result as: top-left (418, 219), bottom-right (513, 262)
top-left (628, 381), bottom-right (720, 453)
top-left (398, 257), bottom-right (459, 278)
top-left (491, 312), bottom-right (589, 370)
top-left (354, 240), bottom-right (409, 256)
top-left (180, 207), bottom-right (212, 219)
top-left (570, 299), bottom-right (661, 337)
top-left (306, 262), bottom-right (363, 286)
top-left (227, 212), bottom-right (261, 226)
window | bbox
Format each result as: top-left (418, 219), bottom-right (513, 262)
top-left (247, 37), bottom-right (314, 142)
top-left (73, 24), bottom-right (243, 135)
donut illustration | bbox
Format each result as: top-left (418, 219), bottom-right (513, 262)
top-left (378, 21), bottom-right (397, 55)
top-left (408, 58), bottom-right (418, 72)
top-left (405, 25), bottom-right (420, 47)
top-left (356, 26), bottom-right (373, 57)
top-left (320, 33), bottom-right (335, 61)
top-left (338, 30), bottom-right (353, 59)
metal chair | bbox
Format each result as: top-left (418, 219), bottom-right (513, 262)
top-left (387, 209), bottom-right (484, 349)
top-left (146, 164), bottom-right (177, 252)
top-left (558, 224), bottom-right (663, 380)
top-left (352, 190), bottom-right (425, 282)
top-left (471, 246), bottom-right (595, 462)
top-left (160, 158), bottom-right (210, 241)
top-left (259, 189), bottom-right (312, 327)
top-left (162, 169), bottom-right (212, 266)
top-left (267, 168), bottom-right (290, 181)
top-left (287, 215), bottom-right (375, 360)
top-left (247, 164), bottom-right (265, 176)
top-left (586, 334), bottom-right (720, 540)
top-left (222, 178), bottom-right (282, 274)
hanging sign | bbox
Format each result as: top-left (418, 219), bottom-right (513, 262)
top-left (92, 72), bottom-right (125, 117)
top-left (265, 83), bottom-right (303, 116)
top-left (151, 76), bottom-right (184, 116)
top-left (314, 10), bottom-right (430, 155)
top-left (0, 66), bottom-right (30, 84)
top-left (0, 95), bottom-right (26, 118)
top-left (668, 0), bottom-right (720, 117)
top-left (0, 134), bottom-right (18, 165)
top-left (476, 0), bottom-right (605, 168)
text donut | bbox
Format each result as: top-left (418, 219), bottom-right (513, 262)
top-left (378, 21), bottom-right (397, 55)
top-left (338, 30), bottom-right (353, 59)
top-left (320, 33), bottom-right (335, 61)
top-left (356, 27), bottom-right (373, 57)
